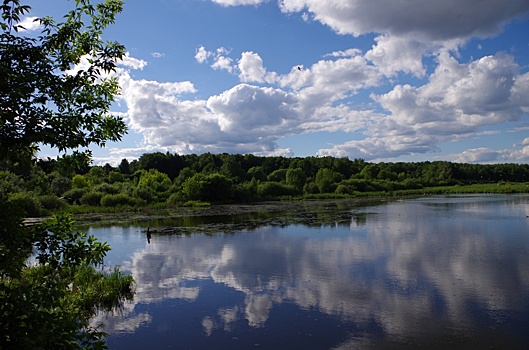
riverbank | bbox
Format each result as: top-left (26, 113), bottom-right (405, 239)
top-left (22, 182), bottom-right (529, 228)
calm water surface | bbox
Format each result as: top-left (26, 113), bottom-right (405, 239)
top-left (89, 195), bottom-right (529, 349)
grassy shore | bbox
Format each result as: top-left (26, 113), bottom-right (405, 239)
top-left (58, 182), bottom-right (529, 215)
top-left (392, 182), bottom-right (529, 196)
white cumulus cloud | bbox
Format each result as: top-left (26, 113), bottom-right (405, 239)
top-left (365, 35), bottom-right (431, 77)
top-left (195, 46), bottom-right (210, 64)
top-left (207, 83), bottom-right (300, 135)
top-left (376, 52), bottom-right (526, 129)
top-left (278, 0), bottom-right (529, 80)
top-left (278, 0), bottom-right (529, 40)
top-left (117, 43), bottom-right (529, 160)
top-left (317, 51), bottom-right (529, 160)
top-left (238, 51), bottom-right (272, 83)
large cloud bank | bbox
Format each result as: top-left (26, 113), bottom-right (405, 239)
top-left (108, 0), bottom-right (529, 163)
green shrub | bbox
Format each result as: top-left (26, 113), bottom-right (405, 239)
top-left (2, 214), bottom-right (134, 349)
top-left (100, 193), bottom-right (137, 207)
top-left (62, 188), bottom-right (87, 204)
top-left (267, 169), bottom-right (288, 182)
top-left (303, 182), bottom-right (319, 195)
top-left (138, 169), bottom-right (172, 192)
top-left (401, 178), bottom-right (423, 190)
top-left (340, 179), bottom-right (375, 192)
top-left (113, 182), bottom-right (134, 196)
top-left (335, 183), bottom-right (354, 195)
top-left (257, 181), bottom-right (298, 198)
top-left (182, 173), bottom-right (233, 202)
top-left (9, 192), bottom-right (42, 217)
top-left (72, 174), bottom-right (89, 189)
top-left (174, 167), bottom-right (196, 187)
top-left (247, 166), bottom-right (266, 181)
top-left (80, 192), bottom-right (104, 206)
top-left (50, 177), bottom-right (72, 196)
top-left (93, 183), bottom-right (120, 194)
top-left (286, 168), bottom-right (307, 189)
top-left (38, 195), bottom-right (68, 212)
top-left (156, 189), bottom-right (171, 203)
top-left (315, 168), bottom-right (344, 193)
top-left (166, 192), bottom-right (184, 205)
top-left (0, 170), bottom-right (24, 195)
top-left (231, 180), bottom-right (258, 203)
top-left (134, 186), bottom-right (155, 203)
top-left (107, 171), bottom-right (124, 183)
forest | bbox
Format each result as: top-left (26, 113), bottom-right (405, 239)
top-left (3, 151), bottom-right (529, 217)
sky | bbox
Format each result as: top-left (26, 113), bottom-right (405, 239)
top-left (24, 0), bottom-right (529, 165)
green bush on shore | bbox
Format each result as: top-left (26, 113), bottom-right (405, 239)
top-left (100, 194), bottom-right (137, 207)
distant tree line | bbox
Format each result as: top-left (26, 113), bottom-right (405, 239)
top-left (2, 151), bottom-right (529, 215)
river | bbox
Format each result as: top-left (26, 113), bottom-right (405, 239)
top-left (87, 194), bottom-right (529, 349)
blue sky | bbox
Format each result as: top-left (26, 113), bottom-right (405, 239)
top-left (25, 0), bottom-right (529, 164)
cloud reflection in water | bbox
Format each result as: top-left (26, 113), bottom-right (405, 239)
top-left (93, 196), bottom-right (529, 348)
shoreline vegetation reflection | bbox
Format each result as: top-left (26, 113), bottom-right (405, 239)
top-left (78, 197), bottom-right (389, 231)
top-left (90, 195), bottom-right (529, 349)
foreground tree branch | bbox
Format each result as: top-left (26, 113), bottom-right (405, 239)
top-left (0, 1), bottom-right (133, 348)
